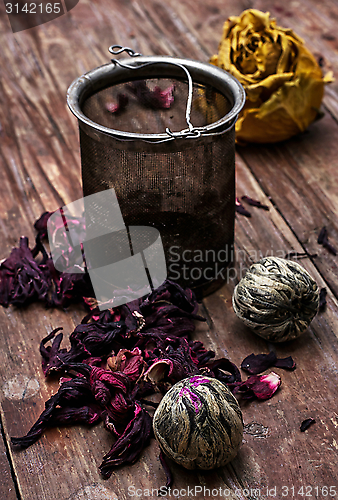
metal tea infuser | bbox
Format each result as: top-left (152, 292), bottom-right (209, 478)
top-left (67, 46), bottom-right (245, 298)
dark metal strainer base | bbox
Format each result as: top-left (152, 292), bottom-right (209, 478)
top-left (80, 126), bottom-right (235, 298)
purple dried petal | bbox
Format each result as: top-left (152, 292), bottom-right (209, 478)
top-left (318, 226), bottom-right (328, 244)
top-left (11, 376), bottom-right (94, 448)
top-left (144, 338), bottom-right (200, 389)
top-left (69, 318), bottom-right (124, 359)
top-left (33, 211), bottom-right (54, 240)
top-left (49, 406), bottom-right (101, 426)
top-left (0, 237), bottom-right (51, 307)
top-left (40, 328), bottom-right (68, 375)
top-left (99, 403), bottom-right (152, 478)
top-left (317, 227), bottom-right (337, 255)
top-left (106, 347), bottom-right (145, 382)
top-left (0, 209), bottom-right (92, 310)
top-left (45, 258), bottom-right (93, 308)
top-left (159, 450), bottom-right (173, 487)
top-left (241, 352), bottom-right (277, 374)
top-left (233, 372), bottom-right (281, 400)
top-left (207, 358), bottom-right (242, 386)
top-left (323, 241), bottom-right (337, 255)
top-left (105, 93), bottom-right (129, 114)
top-left (241, 196), bottom-right (269, 210)
top-left (241, 352), bottom-right (296, 374)
top-left (90, 366), bottom-right (129, 405)
top-left (105, 392), bottom-right (134, 431)
top-left (274, 356), bottom-right (296, 370)
top-left (140, 280), bottom-right (201, 317)
top-left (40, 326), bottom-right (91, 376)
top-left (300, 418), bottom-right (316, 432)
top-left (319, 287), bottom-right (327, 312)
top-left (189, 340), bottom-right (215, 366)
top-left (235, 198), bottom-right (251, 217)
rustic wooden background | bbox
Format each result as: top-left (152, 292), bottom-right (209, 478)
top-left (0, 0), bottom-right (338, 499)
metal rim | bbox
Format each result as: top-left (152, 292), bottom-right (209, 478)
top-left (67, 55), bottom-right (246, 142)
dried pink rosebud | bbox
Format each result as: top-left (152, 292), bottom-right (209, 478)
top-left (152, 84), bottom-right (175, 109)
top-left (105, 93), bottom-right (129, 114)
top-left (234, 371), bottom-right (281, 400)
top-left (126, 80), bottom-right (175, 109)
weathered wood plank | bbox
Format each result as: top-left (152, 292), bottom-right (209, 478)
top-left (0, 420), bottom-right (18, 500)
top-left (202, 153), bottom-right (338, 492)
top-left (238, 112), bottom-right (338, 298)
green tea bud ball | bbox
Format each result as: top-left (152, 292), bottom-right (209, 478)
top-left (232, 256), bottom-right (319, 342)
top-left (152, 375), bottom-right (243, 470)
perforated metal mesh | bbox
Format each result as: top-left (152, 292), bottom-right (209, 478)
top-left (68, 58), bottom-right (245, 298)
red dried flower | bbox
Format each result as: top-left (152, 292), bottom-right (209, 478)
top-left (233, 372), bottom-right (281, 400)
top-left (126, 80), bottom-right (175, 109)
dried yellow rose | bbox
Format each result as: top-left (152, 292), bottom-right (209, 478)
top-left (210, 9), bottom-right (332, 143)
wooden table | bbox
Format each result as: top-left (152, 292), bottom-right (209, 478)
top-left (1, 0), bottom-right (338, 498)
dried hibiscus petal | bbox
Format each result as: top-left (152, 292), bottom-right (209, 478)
top-left (33, 211), bottom-right (54, 240)
top-left (300, 418), bottom-right (315, 432)
top-left (0, 211), bottom-right (93, 309)
top-left (318, 227), bottom-right (337, 255)
top-left (274, 356), bottom-right (296, 370)
top-left (241, 196), bottom-right (269, 210)
top-left (241, 352), bottom-right (277, 374)
top-left (11, 376), bottom-right (95, 448)
top-left (241, 352), bottom-right (296, 374)
top-left (144, 338), bottom-right (200, 387)
top-left (235, 197), bottom-right (251, 217)
top-left (318, 226), bottom-right (328, 245)
top-left (319, 287), bottom-right (327, 312)
top-left (99, 403), bottom-right (152, 479)
top-left (152, 85), bottom-right (175, 109)
top-left (159, 450), bottom-right (173, 488)
top-left (0, 237), bottom-right (51, 307)
top-left (40, 328), bottom-right (79, 376)
top-left (189, 340), bottom-right (215, 366)
top-left (106, 347), bottom-right (146, 382)
top-left (207, 358), bottom-right (242, 385)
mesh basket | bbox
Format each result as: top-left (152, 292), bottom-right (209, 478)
top-left (67, 49), bottom-right (245, 299)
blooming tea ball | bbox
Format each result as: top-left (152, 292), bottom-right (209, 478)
top-left (152, 375), bottom-right (243, 470)
top-left (232, 257), bottom-right (319, 342)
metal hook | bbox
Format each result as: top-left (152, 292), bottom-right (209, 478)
top-left (108, 45), bottom-right (142, 58)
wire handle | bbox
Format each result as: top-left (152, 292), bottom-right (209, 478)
top-left (108, 45), bottom-right (142, 58)
top-left (107, 45), bottom-right (224, 143)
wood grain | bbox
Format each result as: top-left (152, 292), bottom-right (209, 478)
top-left (0, 418), bottom-right (18, 500)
